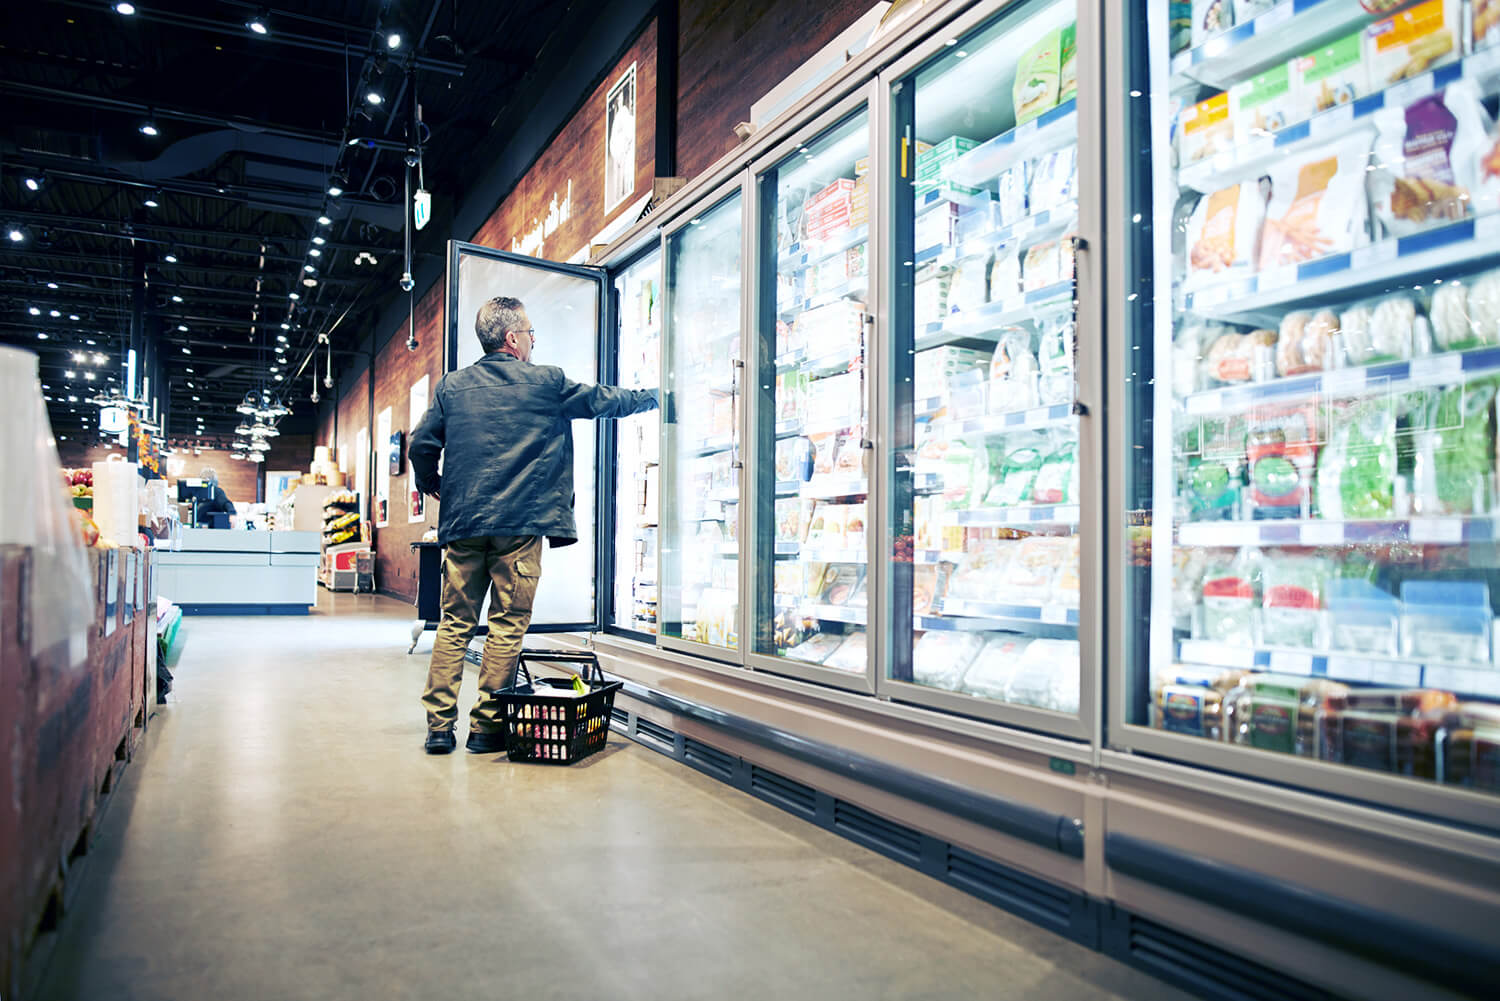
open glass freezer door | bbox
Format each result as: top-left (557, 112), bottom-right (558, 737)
top-left (660, 189), bottom-right (745, 656)
top-left (1116, 0), bottom-right (1500, 824)
top-left (608, 245), bottom-right (663, 637)
top-left (882, 0), bottom-right (1092, 733)
top-left (749, 98), bottom-right (876, 690)
top-left (444, 241), bottom-right (608, 632)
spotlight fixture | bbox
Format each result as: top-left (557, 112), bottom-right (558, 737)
top-left (327, 172), bottom-right (345, 197)
top-left (139, 120), bottom-right (158, 136)
top-left (36, 332), bottom-right (47, 340)
top-left (236, 394), bottom-right (256, 415)
top-left (171, 294), bottom-right (183, 303)
top-left (273, 374), bottom-right (284, 382)
top-left (7, 226), bottom-right (24, 243)
top-left (181, 347), bottom-right (191, 355)
top-left (366, 91), bottom-right (384, 105)
top-left (114, 2), bottom-right (136, 14)
top-left (303, 264), bottom-right (316, 273)
top-left (24, 177), bottom-right (40, 192)
top-left (309, 248), bottom-right (322, 257)
top-left (27, 306), bottom-right (39, 315)
top-left (46, 281), bottom-right (58, 289)
top-left (48, 309), bottom-right (60, 317)
top-left (288, 292), bottom-right (300, 301)
top-left (246, 10), bottom-right (269, 35)
top-left (277, 334), bottom-right (288, 343)
top-left (164, 253), bottom-right (178, 263)
top-left (312, 236), bottom-right (326, 245)
top-left (386, 30), bottom-right (402, 49)
top-left (317, 215), bottom-right (331, 226)
top-left (69, 315), bottom-right (80, 321)
top-left (64, 370), bottom-right (75, 379)
top-left (143, 193), bottom-right (159, 208)
top-left (177, 324), bottom-right (188, 332)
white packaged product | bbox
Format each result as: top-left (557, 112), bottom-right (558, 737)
top-left (1004, 639), bottom-right (1081, 712)
top-left (987, 329), bottom-right (1040, 413)
top-left (1469, 270), bottom-right (1500, 346)
top-left (946, 539), bottom-right (1018, 600)
top-left (1294, 32), bottom-right (1367, 121)
top-left (961, 635), bottom-right (1035, 701)
top-left (1341, 294), bottom-right (1416, 364)
top-left (1369, 81), bottom-right (1496, 238)
top-left (1022, 241), bottom-right (1062, 292)
top-left (946, 255), bottom-right (990, 315)
top-left (823, 631), bottom-right (867, 672)
top-left (1275, 310), bottom-right (1338, 377)
top-left (1038, 317), bottom-right (1075, 406)
top-left (1364, 0), bottom-right (1460, 88)
top-left (1232, 0), bottom-right (1275, 22)
top-left (1479, 0), bottom-right (1500, 49)
top-left (1178, 92), bottom-right (1232, 166)
top-left (988, 246), bottom-right (1021, 302)
top-left (1229, 61), bottom-right (1298, 144)
top-left (1258, 131), bottom-right (1373, 270)
top-left (1191, 0), bottom-right (1233, 47)
top-left (1430, 280), bottom-right (1481, 350)
top-left (1185, 183), bottom-right (1266, 284)
top-left (996, 162), bottom-right (1028, 229)
top-left (912, 631), bottom-right (988, 691)
top-left (996, 535), bottom-right (1071, 605)
top-left (1029, 147), bottom-right (1076, 208)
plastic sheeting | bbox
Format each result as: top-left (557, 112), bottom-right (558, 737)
top-left (1, 346), bottom-right (95, 665)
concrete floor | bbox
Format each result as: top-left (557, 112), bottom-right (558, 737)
top-left (37, 590), bottom-right (1192, 1001)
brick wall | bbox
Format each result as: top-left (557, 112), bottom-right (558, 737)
top-left (55, 441), bottom-right (261, 504)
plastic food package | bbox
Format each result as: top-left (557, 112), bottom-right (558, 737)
top-left (1172, 323), bottom-right (1218, 397)
top-left (1275, 310), bottom-right (1338, 376)
top-left (1317, 396), bottom-right (1397, 519)
top-left (821, 563), bottom-right (864, 605)
top-left (947, 539), bottom-right (1019, 600)
top-left (1229, 61), bottom-right (1297, 144)
top-left (915, 201), bottom-right (959, 250)
top-left (996, 162), bottom-right (1029, 229)
top-left (1030, 147), bottom-right (1077, 208)
top-left (1294, 31), bottom-right (1368, 120)
top-left (1204, 329), bottom-right (1277, 384)
top-left (1191, 0), bottom-right (1233, 47)
top-left (1058, 23), bottom-right (1077, 104)
top-left (1151, 667), bottom-right (1245, 739)
top-left (775, 498), bottom-right (801, 542)
top-left (1232, 0), bottom-right (1276, 22)
top-left (831, 428), bottom-right (866, 476)
top-left (1479, 0), bottom-right (1500, 49)
top-left (1014, 27), bottom-right (1062, 125)
top-left (1470, 270), bottom-right (1500, 347)
top-left (1441, 704), bottom-right (1500, 791)
top-left (788, 631), bottom-right (844, 664)
top-left (1021, 241), bottom-right (1062, 292)
top-left (1038, 317), bottom-right (1075, 406)
top-left (1185, 417), bottom-right (1245, 519)
top-left (824, 631), bottom-right (867, 672)
top-left (1051, 536), bottom-right (1081, 607)
top-left (1225, 675), bottom-right (1347, 756)
top-left (983, 438), bottom-right (1047, 508)
top-left (1364, 0), bottom-right (1460, 89)
top-left (1258, 131), bottom-right (1373, 270)
top-left (1326, 578), bottom-right (1401, 657)
top-left (1430, 280), bottom-right (1482, 350)
top-left (1340, 294), bottom-right (1416, 364)
top-left (947, 255), bottom-right (990, 316)
top-left (988, 246), bottom-right (1022, 302)
top-left (988, 329), bottom-right (1040, 413)
top-left (1200, 550), bottom-right (1259, 645)
top-left (1179, 92), bottom-right (1232, 166)
top-left (1413, 380), bottom-right (1496, 515)
top-left (912, 563), bottom-right (943, 614)
top-left (1246, 402), bottom-right (1318, 516)
top-left (961, 635), bottom-right (1035, 700)
top-left (912, 631), bottom-right (988, 691)
top-left (1186, 183), bottom-right (1267, 281)
top-left (1031, 440), bottom-right (1076, 505)
top-left (1261, 556), bottom-right (1329, 649)
top-left (1369, 81), bottom-right (1495, 238)
top-left (914, 269), bottom-right (952, 326)
top-left (842, 502), bottom-right (867, 550)
top-left (1400, 580), bottom-right (1492, 663)
top-left (1004, 639), bottom-right (1080, 713)
top-left (1319, 691), bottom-right (1454, 777)
top-left (999, 535), bottom-right (1072, 605)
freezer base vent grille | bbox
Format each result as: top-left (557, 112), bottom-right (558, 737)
top-left (609, 706), bottom-right (630, 729)
top-left (749, 765), bottom-right (816, 817)
top-left (947, 845), bottom-right (1075, 934)
top-left (634, 716), bottom-right (675, 747)
top-left (683, 737), bottom-right (735, 779)
top-left (1111, 912), bottom-right (1341, 1001)
top-left (834, 801), bottom-right (922, 863)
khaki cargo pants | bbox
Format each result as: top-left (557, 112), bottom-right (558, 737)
top-left (422, 535), bottom-right (542, 733)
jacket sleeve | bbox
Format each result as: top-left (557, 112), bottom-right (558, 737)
top-left (558, 375), bottom-right (659, 420)
top-left (408, 380), bottom-right (446, 496)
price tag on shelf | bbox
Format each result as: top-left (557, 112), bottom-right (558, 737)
top-left (1410, 353), bottom-right (1463, 386)
top-left (1259, 265), bottom-right (1296, 291)
top-left (1424, 666), bottom-right (1500, 697)
top-left (1410, 518), bottom-right (1463, 544)
top-left (1325, 656), bottom-right (1373, 683)
top-left (1041, 606), bottom-right (1071, 625)
top-left (1300, 521), bottom-right (1343, 546)
top-left (1179, 640), bottom-right (1256, 668)
top-left (1015, 120), bottom-right (1038, 142)
top-left (1369, 660), bottom-right (1422, 687)
top-left (1269, 651), bottom-right (1315, 675)
top-left (1309, 104), bottom-right (1354, 138)
top-left (1351, 241), bottom-right (1398, 271)
top-left (1321, 367), bottom-right (1366, 398)
top-left (1024, 407), bottom-right (1050, 426)
top-left (1385, 73), bottom-right (1433, 111)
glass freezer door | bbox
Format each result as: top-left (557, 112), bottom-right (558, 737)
top-left (1119, 0), bottom-right (1500, 819)
top-left (660, 191), bottom-right (745, 654)
top-left (884, 0), bottom-right (1088, 727)
top-left (444, 241), bottom-right (608, 631)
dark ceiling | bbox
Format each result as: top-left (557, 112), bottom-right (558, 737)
top-left (0, 0), bottom-right (596, 447)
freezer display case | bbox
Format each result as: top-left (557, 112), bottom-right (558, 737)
top-left (611, 247), bottom-right (663, 636)
top-left (1123, 0), bottom-right (1500, 808)
top-left (886, 0), bottom-right (1085, 721)
top-left (752, 106), bottom-right (875, 681)
top-left (660, 191), bottom-right (744, 652)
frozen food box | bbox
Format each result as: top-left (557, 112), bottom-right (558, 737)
top-left (1369, 81), bottom-right (1496, 239)
top-left (1479, 0), bottom-right (1500, 50)
top-left (1229, 60), bottom-right (1298, 144)
top-left (1179, 92), bottom-right (1232, 166)
top-left (1185, 182), bottom-right (1266, 284)
top-left (1058, 23), bottom-right (1077, 105)
top-left (917, 136), bottom-right (981, 182)
top-left (1014, 28), bottom-right (1061, 125)
top-left (1151, 667), bottom-right (1245, 740)
top-left (1294, 31), bottom-right (1368, 121)
top-left (1258, 131), bottom-right (1372, 270)
top-left (1225, 675), bottom-right (1346, 756)
top-left (1364, 0), bottom-right (1460, 89)
top-left (821, 563), bottom-right (864, 606)
top-left (914, 200), bottom-right (960, 250)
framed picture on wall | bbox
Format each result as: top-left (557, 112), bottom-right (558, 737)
top-left (604, 63), bottom-right (636, 213)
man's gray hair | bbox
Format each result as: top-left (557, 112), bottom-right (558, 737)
top-left (200, 467), bottom-right (218, 486)
top-left (476, 296), bottom-right (527, 354)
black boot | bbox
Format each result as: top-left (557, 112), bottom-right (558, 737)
top-left (425, 729), bottom-right (456, 754)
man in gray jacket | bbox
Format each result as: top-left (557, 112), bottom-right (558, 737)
top-left (409, 294), bottom-right (658, 754)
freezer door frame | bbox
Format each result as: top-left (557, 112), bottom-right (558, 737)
top-left (441, 239), bottom-right (609, 634)
top-left (742, 82), bottom-right (882, 695)
top-left (866, 0), bottom-right (1103, 743)
top-left (656, 176), bottom-right (753, 666)
top-left (1101, 1), bottom-right (1500, 833)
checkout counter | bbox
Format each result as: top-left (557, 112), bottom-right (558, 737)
top-left (155, 528), bottom-right (320, 614)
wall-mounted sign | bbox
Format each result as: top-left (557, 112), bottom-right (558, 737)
top-left (511, 179), bottom-right (573, 258)
top-left (605, 63), bottom-right (637, 213)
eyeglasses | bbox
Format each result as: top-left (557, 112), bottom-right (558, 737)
top-left (510, 328), bottom-right (535, 341)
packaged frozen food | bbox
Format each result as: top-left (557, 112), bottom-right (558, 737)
top-left (999, 535), bottom-right (1072, 605)
top-left (807, 503), bottom-right (845, 548)
top-left (1031, 440), bottom-right (1076, 505)
top-left (1170, 1), bottom-right (1192, 55)
top-left (1471, 270), bottom-right (1500, 347)
top-left (996, 162), bottom-right (1029, 229)
top-left (912, 631), bottom-right (988, 691)
top-left (1317, 396), bottom-right (1397, 519)
top-left (787, 631), bottom-right (843, 664)
top-left (821, 563), bottom-right (864, 606)
top-left (1151, 668), bottom-right (1245, 739)
top-left (1184, 417), bottom-right (1244, 520)
top-left (1413, 380), bottom-right (1496, 515)
top-left (1318, 688), bottom-right (1457, 777)
top-left (1022, 240), bottom-right (1062, 291)
top-left (1258, 131), bottom-right (1373, 270)
top-left (1326, 578), bottom-right (1400, 656)
top-left (1442, 704), bottom-right (1500, 791)
top-left (1430, 280), bottom-right (1481, 350)
top-left (1204, 329), bottom-right (1277, 384)
top-left (1364, 0), bottom-right (1459, 88)
top-left (1051, 537), bottom-right (1080, 607)
top-left (1030, 147), bottom-right (1077, 208)
top-left (947, 255), bottom-right (990, 315)
top-left (1179, 93), bottom-right (1232, 167)
top-left (832, 428), bottom-right (866, 476)
top-left (1260, 556), bottom-right (1329, 649)
top-left (947, 539), bottom-right (1019, 600)
top-left (1184, 183), bottom-right (1266, 284)
top-left (982, 438), bottom-right (1047, 508)
top-left (775, 437), bottom-right (797, 481)
top-left (1191, 0), bottom-right (1233, 47)
top-left (1370, 81), bottom-right (1495, 238)
top-left (807, 431), bottom-right (840, 477)
top-left (912, 563), bottom-right (941, 615)
top-left (950, 635), bottom-right (1026, 700)
top-left (1246, 402), bottom-right (1318, 516)
top-left (1402, 580), bottom-right (1493, 663)
top-left (1058, 22), bottom-right (1077, 104)
top-left (842, 502), bottom-right (867, 550)
top-left (940, 440), bottom-right (979, 511)
top-left (773, 562), bottom-right (801, 600)
top-left (988, 246), bottom-right (1022, 302)
top-left (1038, 317), bottom-right (1075, 406)
top-left (915, 268), bottom-right (952, 326)
top-left (803, 561), bottom-right (831, 599)
top-left (1229, 61), bottom-right (1297, 144)
top-left (1275, 310), bottom-right (1338, 376)
top-left (1340, 294), bottom-right (1417, 364)
top-left (824, 631), bottom-right (867, 672)
top-left (775, 497), bottom-right (801, 542)
top-left (1479, 0), bottom-right (1500, 49)
top-left (1014, 28), bottom-right (1062, 125)
top-left (1004, 639), bottom-right (1080, 713)
top-left (1172, 322), bottom-right (1214, 397)
top-left (1200, 550), bottom-right (1258, 645)
top-left (1231, 0), bottom-right (1276, 22)
top-left (988, 329), bottom-right (1041, 413)
top-left (1224, 674), bottom-right (1346, 756)
top-left (1294, 31), bottom-right (1368, 120)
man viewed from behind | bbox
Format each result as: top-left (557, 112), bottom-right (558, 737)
top-left (408, 295), bottom-right (658, 755)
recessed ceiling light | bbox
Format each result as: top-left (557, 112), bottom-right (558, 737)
top-left (312, 236), bottom-right (326, 245)
top-left (317, 215), bottom-right (331, 226)
top-left (303, 264), bottom-right (316, 273)
top-left (24, 177), bottom-right (41, 191)
top-left (48, 309), bottom-right (60, 317)
top-left (85, 338), bottom-right (94, 344)
top-left (27, 306), bottom-right (39, 315)
top-left (114, 2), bottom-right (135, 14)
top-left (8, 227), bottom-right (25, 243)
top-left (172, 294), bottom-right (183, 302)
top-left (327, 184), bottom-right (343, 197)
top-left (164, 253), bottom-right (178, 263)
top-left (273, 374), bottom-right (283, 381)
top-left (185, 367), bottom-right (194, 373)
top-left (36, 332), bottom-right (48, 340)
top-left (246, 11), bottom-right (269, 35)
top-left (46, 281), bottom-right (58, 289)
top-left (386, 31), bottom-right (402, 49)
top-left (143, 195), bottom-right (159, 208)
top-left (277, 334), bottom-right (288, 343)
top-left (309, 248), bottom-right (322, 257)
top-left (177, 324), bottom-right (188, 331)
top-left (365, 91), bottom-right (383, 105)
top-left (64, 370), bottom-right (75, 378)
top-left (289, 292), bottom-right (300, 301)
top-left (192, 396), bottom-right (200, 401)
top-left (139, 121), bottom-right (158, 136)
top-left (182, 347), bottom-right (191, 354)
top-left (70, 314), bottom-right (80, 321)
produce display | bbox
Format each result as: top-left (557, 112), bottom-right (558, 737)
top-left (612, 248), bottom-right (662, 635)
top-left (1150, 0), bottom-right (1500, 794)
top-left (322, 490), bottom-right (362, 546)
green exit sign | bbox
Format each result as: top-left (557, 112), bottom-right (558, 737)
top-left (1049, 757), bottom-right (1076, 776)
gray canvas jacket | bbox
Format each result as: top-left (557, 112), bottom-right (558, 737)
top-left (409, 352), bottom-right (658, 546)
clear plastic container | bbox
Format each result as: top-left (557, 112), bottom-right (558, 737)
top-left (1400, 581), bottom-right (1493, 665)
top-left (1326, 578), bottom-right (1401, 657)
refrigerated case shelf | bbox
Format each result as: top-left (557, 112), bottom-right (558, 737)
top-left (799, 547), bottom-right (866, 563)
top-left (952, 504), bottom-right (1080, 527)
top-left (778, 223), bottom-right (870, 272)
top-left (782, 275), bottom-right (870, 318)
top-left (945, 99), bottom-right (1078, 187)
top-left (917, 280), bottom-right (1075, 349)
top-left (941, 596), bottom-right (1079, 626)
top-left (942, 403), bottom-right (1075, 437)
top-left (1168, 0), bottom-right (1371, 92)
top-left (1176, 639), bottom-right (1500, 696)
top-left (775, 347), bottom-right (862, 376)
top-left (915, 200), bottom-right (1079, 267)
top-left (1177, 516), bottom-right (1500, 547)
top-left (1182, 214), bottom-right (1500, 324)
top-left (914, 184), bottom-right (993, 218)
top-left (687, 434), bottom-right (736, 457)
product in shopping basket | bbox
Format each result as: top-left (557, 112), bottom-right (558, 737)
top-left (1370, 81), bottom-right (1495, 238)
top-left (1229, 61), bottom-right (1297, 144)
top-left (1200, 550), bottom-right (1259, 645)
top-left (1413, 380), bottom-right (1497, 515)
top-left (1151, 666), bottom-right (1246, 739)
top-left (1440, 704), bottom-right (1500, 791)
top-left (824, 631), bottom-right (867, 672)
top-left (1004, 639), bottom-right (1080, 713)
top-left (1326, 578), bottom-right (1401, 656)
top-left (1260, 556), bottom-right (1329, 649)
top-left (1191, 0), bottom-right (1233, 46)
top-left (1259, 132), bottom-right (1373, 269)
top-left (988, 328), bottom-right (1041, 412)
top-left (1185, 183), bottom-right (1267, 280)
top-left (1014, 27), bottom-right (1062, 125)
top-left (1275, 310), bottom-right (1338, 376)
top-left (912, 631), bottom-right (988, 692)
top-left (1179, 92), bottom-right (1233, 166)
top-left (1204, 329), bottom-right (1277, 384)
top-left (1400, 580), bottom-right (1493, 663)
top-left (946, 539), bottom-right (1019, 600)
top-left (1316, 395), bottom-right (1397, 519)
top-left (1340, 293), bottom-right (1417, 364)
top-left (1318, 687), bottom-right (1458, 777)
top-left (961, 634), bottom-right (1035, 700)
top-left (787, 631), bottom-right (844, 664)
top-left (1364, 0), bottom-right (1459, 87)
top-left (1294, 31), bottom-right (1368, 119)
top-left (1225, 674), bottom-right (1347, 756)
top-left (1246, 401), bottom-right (1319, 515)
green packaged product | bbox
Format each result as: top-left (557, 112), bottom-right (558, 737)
top-left (983, 439), bottom-right (1047, 507)
top-left (1317, 397), bottom-right (1396, 520)
top-left (1260, 557), bottom-right (1329, 649)
top-left (1415, 381), bottom-right (1496, 516)
top-left (1200, 549), bottom-right (1258, 645)
top-left (1031, 439), bottom-right (1076, 505)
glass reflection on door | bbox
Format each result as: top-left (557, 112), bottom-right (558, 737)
top-left (612, 247), bottom-right (663, 634)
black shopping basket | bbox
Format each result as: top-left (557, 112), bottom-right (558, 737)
top-left (493, 649), bottom-right (622, 764)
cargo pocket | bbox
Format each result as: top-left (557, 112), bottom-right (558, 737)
top-left (511, 557), bottom-right (539, 612)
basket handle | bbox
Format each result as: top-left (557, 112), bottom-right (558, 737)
top-left (517, 649), bottom-right (604, 688)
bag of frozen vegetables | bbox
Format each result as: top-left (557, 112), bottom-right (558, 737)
top-left (1413, 379), bottom-right (1496, 516)
top-left (1316, 396), bottom-right (1396, 520)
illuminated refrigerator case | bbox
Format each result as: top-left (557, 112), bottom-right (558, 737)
top-left (660, 190), bottom-right (745, 655)
top-left (1121, 0), bottom-right (1500, 819)
top-left (610, 246), bottom-right (664, 636)
top-left (884, 0), bottom-right (1090, 728)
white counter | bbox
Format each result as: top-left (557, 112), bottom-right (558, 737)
top-left (155, 529), bottom-right (320, 614)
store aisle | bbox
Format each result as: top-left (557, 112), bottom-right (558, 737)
top-left (38, 592), bottom-right (1189, 1001)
